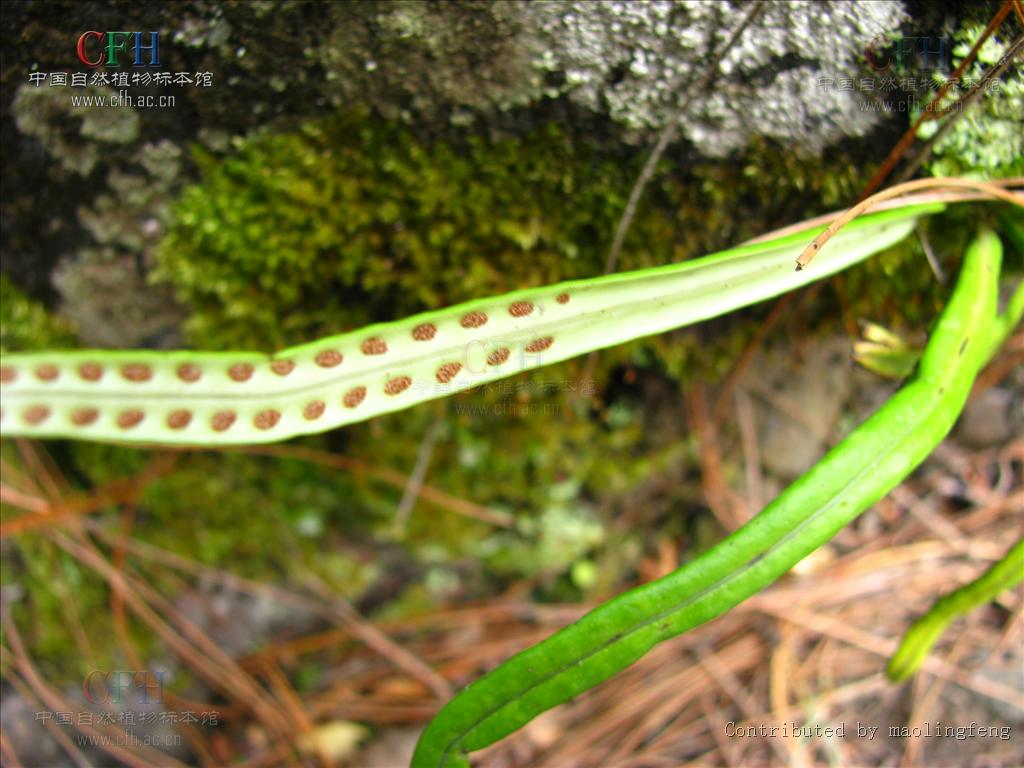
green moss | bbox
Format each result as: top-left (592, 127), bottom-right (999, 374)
top-left (0, 441), bottom-right (138, 677)
top-left (65, 445), bottom-right (377, 590)
top-left (0, 536), bottom-right (118, 678)
top-left (159, 114), bottom-right (674, 350)
top-left (0, 440), bottom-right (380, 674)
top-left (157, 111), bottom-right (872, 353)
top-left (0, 274), bottom-right (76, 352)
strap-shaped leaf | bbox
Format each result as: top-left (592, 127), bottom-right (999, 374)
top-left (0, 203), bottom-right (941, 445)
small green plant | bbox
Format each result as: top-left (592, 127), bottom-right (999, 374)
top-left (0, 275), bottom-right (76, 352)
top-left (887, 538), bottom-right (1024, 682)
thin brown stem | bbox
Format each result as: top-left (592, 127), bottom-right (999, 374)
top-left (796, 177), bottom-right (1024, 271)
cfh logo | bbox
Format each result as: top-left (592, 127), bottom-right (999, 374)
top-left (865, 35), bottom-right (951, 73)
top-left (76, 32), bottom-right (161, 67)
top-left (83, 670), bottom-right (166, 705)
